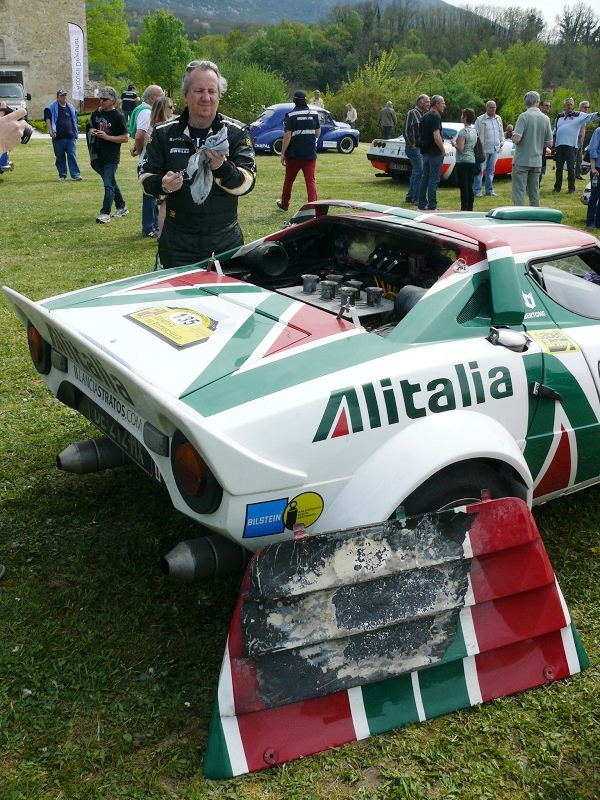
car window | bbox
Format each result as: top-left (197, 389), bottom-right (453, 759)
top-left (318, 112), bottom-right (332, 127)
top-left (442, 128), bottom-right (457, 141)
top-left (251, 109), bottom-right (275, 127)
top-left (532, 253), bottom-right (600, 319)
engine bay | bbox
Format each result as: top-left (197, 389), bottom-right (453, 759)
top-left (230, 215), bottom-right (479, 328)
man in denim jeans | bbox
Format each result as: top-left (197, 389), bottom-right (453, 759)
top-left (473, 101), bottom-right (504, 197)
top-left (87, 87), bottom-right (129, 224)
top-left (403, 93), bottom-right (430, 204)
top-left (418, 95), bottom-right (446, 211)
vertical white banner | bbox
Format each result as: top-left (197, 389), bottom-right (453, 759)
top-left (68, 23), bottom-right (85, 101)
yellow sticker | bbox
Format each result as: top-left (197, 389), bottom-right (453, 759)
top-left (529, 329), bottom-right (579, 355)
top-left (126, 306), bottom-right (218, 349)
top-left (283, 492), bottom-right (324, 531)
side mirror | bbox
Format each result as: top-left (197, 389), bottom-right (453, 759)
top-left (26, 94), bottom-right (32, 101)
top-left (487, 326), bottom-right (530, 353)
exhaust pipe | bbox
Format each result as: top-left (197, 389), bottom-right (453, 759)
top-left (57, 437), bottom-right (129, 474)
top-left (162, 535), bottom-right (252, 581)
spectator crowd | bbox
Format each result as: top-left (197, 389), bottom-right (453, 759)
top-left (2, 70), bottom-right (598, 272)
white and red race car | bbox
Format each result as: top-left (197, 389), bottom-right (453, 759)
top-left (368, 122), bottom-right (515, 184)
top-left (4, 201), bottom-right (597, 777)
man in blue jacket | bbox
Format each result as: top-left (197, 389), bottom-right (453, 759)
top-left (44, 90), bottom-right (82, 181)
top-left (552, 97), bottom-right (599, 194)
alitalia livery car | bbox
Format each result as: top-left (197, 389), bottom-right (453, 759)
top-left (249, 103), bottom-right (359, 155)
top-left (368, 122), bottom-right (515, 185)
top-left (5, 202), bottom-right (600, 554)
top-left (5, 202), bottom-right (597, 777)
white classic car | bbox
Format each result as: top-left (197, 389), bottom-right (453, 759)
top-left (4, 201), bottom-right (597, 778)
top-left (368, 122), bottom-right (515, 185)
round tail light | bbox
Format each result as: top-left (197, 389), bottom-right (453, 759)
top-left (171, 433), bottom-right (222, 514)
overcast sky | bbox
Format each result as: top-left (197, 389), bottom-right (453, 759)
top-left (446, 1), bottom-right (567, 30)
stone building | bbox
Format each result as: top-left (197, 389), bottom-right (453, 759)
top-left (0, 0), bottom-right (88, 119)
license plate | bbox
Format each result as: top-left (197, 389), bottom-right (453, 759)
top-left (390, 162), bottom-right (409, 172)
top-left (78, 394), bottom-right (158, 479)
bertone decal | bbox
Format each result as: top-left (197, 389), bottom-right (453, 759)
top-left (314, 361), bottom-right (513, 442)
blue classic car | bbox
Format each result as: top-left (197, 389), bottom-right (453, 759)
top-left (249, 103), bottom-right (360, 155)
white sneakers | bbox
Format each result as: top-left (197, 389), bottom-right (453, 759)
top-left (112, 207), bottom-right (129, 218)
top-left (96, 213), bottom-right (111, 224)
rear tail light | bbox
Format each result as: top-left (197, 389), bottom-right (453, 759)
top-left (27, 323), bottom-right (52, 374)
top-left (171, 432), bottom-right (222, 513)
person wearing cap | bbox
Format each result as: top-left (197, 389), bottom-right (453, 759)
top-left (43, 90), bottom-right (82, 181)
top-left (120, 84), bottom-right (139, 125)
top-left (87, 86), bottom-right (129, 223)
top-left (140, 60), bottom-right (256, 268)
top-left (276, 90), bottom-right (320, 212)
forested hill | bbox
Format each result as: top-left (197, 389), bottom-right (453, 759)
top-left (125, 0), bottom-right (446, 26)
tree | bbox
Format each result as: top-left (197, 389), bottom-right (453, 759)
top-left (331, 51), bottom-right (420, 140)
top-left (218, 61), bottom-right (288, 123)
top-left (135, 11), bottom-right (193, 96)
top-left (553, 3), bottom-right (600, 45)
top-left (193, 34), bottom-right (229, 64)
top-left (86, 0), bottom-right (133, 81)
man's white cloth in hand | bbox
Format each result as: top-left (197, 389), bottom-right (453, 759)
top-left (186, 126), bottom-right (229, 205)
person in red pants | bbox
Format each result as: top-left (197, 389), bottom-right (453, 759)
top-left (276, 90), bottom-right (320, 212)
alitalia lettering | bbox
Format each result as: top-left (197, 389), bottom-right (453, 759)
top-left (313, 362), bottom-right (513, 442)
top-left (47, 323), bottom-right (134, 405)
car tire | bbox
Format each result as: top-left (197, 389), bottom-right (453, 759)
top-left (272, 138), bottom-right (283, 156)
top-left (400, 461), bottom-right (513, 516)
top-left (337, 135), bottom-right (355, 154)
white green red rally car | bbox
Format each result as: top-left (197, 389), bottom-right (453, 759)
top-left (4, 202), bottom-right (597, 777)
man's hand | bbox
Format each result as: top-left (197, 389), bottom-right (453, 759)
top-left (206, 148), bottom-right (226, 171)
top-left (161, 170), bottom-right (184, 194)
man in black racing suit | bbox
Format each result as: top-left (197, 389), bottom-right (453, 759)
top-left (139, 60), bottom-right (256, 269)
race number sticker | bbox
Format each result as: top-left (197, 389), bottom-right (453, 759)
top-left (529, 329), bottom-right (579, 355)
top-left (126, 306), bottom-right (218, 349)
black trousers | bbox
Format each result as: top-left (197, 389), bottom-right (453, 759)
top-left (456, 162), bottom-right (476, 211)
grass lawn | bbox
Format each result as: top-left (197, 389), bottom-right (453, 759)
top-left (1, 137), bottom-right (598, 800)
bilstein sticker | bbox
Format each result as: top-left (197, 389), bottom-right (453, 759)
top-left (243, 492), bottom-right (324, 538)
top-left (244, 499), bottom-right (287, 538)
top-left (529, 329), bottom-right (579, 355)
top-left (126, 306), bottom-right (218, 349)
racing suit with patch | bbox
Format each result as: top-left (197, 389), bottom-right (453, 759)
top-left (140, 108), bottom-right (256, 268)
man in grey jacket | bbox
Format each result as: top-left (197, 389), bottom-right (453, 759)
top-left (403, 93), bottom-right (430, 204)
top-left (473, 100), bottom-right (504, 197)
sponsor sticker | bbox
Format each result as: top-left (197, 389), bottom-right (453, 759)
top-left (126, 306), bottom-right (218, 349)
top-left (243, 492), bottom-right (324, 538)
top-left (529, 329), bottom-right (579, 355)
top-left (244, 499), bottom-right (287, 538)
